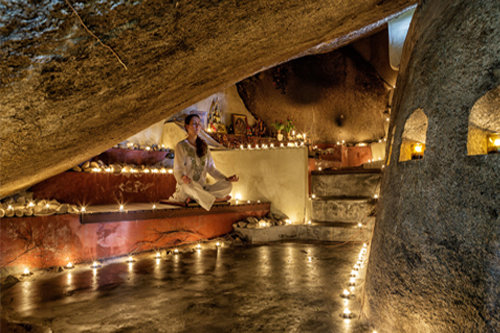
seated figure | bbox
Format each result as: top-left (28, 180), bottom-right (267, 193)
top-left (170, 114), bottom-right (239, 211)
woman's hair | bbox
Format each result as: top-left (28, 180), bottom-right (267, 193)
top-left (184, 114), bottom-right (208, 158)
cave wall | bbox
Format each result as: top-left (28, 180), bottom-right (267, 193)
top-left (364, 0), bottom-right (500, 331)
top-left (236, 39), bottom-right (392, 144)
top-left (0, 0), bottom-right (416, 198)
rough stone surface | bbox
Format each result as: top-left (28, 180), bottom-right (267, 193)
top-left (311, 172), bottom-right (381, 198)
top-left (364, 0), bottom-right (500, 331)
top-left (0, 0), bottom-right (416, 198)
top-left (235, 222), bottom-right (374, 243)
top-left (236, 43), bottom-right (390, 144)
top-left (312, 198), bottom-right (375, 222)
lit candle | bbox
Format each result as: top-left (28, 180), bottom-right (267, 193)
top-left (27, 201), bottom-right (35, 207)
top-left (342, 289), bottom-right (350, 298)
top-left (80, 206), bottom-right (86, 213)
top-left (342, 308), bottom-right (352, 318)
top-left (91, 261), bottom-right (100, 268)
top-left (152, 204), bottom-right (156, 209)
top-left (285, 219), bottom-right (291, 225)
top-left (411, 142), bottom-right (425, 160)
top-left (307, 220), bottom-right (312, 225)
top-left (240, 144), bottom-right (244, 150)
top-left (119, 204), bottom-right (124, 212)
top-left (216, 241), bottom-right (221, 247)
top-left (487, 133), bottom-right (500, 154)
top-left (168, 169), bottom-right (173, 174)
top-left (22, 268), bottom-right (31, 276)
top-left (373, 194), bottom-right (379, 199)
top-left (174, 248), bottom-right (179, 254)
top-left (126, 256), bottom-right (134, 263)
top-left (196, 243), bottom-right (202, 250)
top-left (145, 146), bottom-right (151, 151)
top-left (155, 252), bottom-right (161, 259)
top-left (311, 194), bottom-right (316, 199)
top-left (160, 168), bottom-right (167, 174)
top-left (357, 223), bottom-right (362, 228)
top-left (66, 262), bottom-right (74, 269)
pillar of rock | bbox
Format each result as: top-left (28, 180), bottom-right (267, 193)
top-left (364, 0), bottom-right (499, 331)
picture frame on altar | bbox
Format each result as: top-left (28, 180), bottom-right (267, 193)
top-left (232, 114), bottom-right (247, 135)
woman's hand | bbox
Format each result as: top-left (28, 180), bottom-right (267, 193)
top-left (226, 174), bottom-right (239, 182)
top-left (182, 175), bottom-right (192, 184)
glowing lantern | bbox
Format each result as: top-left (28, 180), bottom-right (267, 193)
top-left (487, 133), bottom-right (500, 154)
top-left (411, 142), bottom-right (425, 160)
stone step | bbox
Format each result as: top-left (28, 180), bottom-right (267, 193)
top-left (311, 169), bottom-right (381, 198)
top-left (311, 197), bottom-right (376, 222)
top-left (234, 218), bottom-right (374, 243)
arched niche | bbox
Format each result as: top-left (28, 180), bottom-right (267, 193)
top-left (467, 86), bottom-right (500, 155)
top-left (399, 108), bottom-right (428, 161)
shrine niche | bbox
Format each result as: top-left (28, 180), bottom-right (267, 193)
top-left (398, 108), bottom-right (427, 161)
top-left (467, 85), bottom-right (500, 155)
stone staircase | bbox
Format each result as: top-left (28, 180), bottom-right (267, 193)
top-left (235, 168), bottom-right (382, 243)
top-left (308, 168), bottom-right (381, 241)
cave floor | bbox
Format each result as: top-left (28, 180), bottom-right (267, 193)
top-left (1, 242), bottom-right (369, 332)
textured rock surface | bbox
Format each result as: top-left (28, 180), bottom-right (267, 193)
top-left (311, 171), bottom-right (381, 198)
top-left (364, 0), bottom-right (500, 331)
top-left (236, 43), bottom-right (390, 144)
top-left (0, 0), bottom-right (415, 198)
top-left (312, 198), bottom-right (374, 222)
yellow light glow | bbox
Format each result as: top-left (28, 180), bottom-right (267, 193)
top-left (235, 193), bottom-right (242, 200)
top-left (494, 139), bottom-right (500, 146)
top-left (343, 308), bottom-right (351, 316)
top-left (130, 168), bottom-right (137, 173)
top-left (414, 143), bottom-right (423, 153)
top-left (318, 167), bottom-right (322, 171)
top-left (7, 205), bottom-right (13, 210)
top-left (303, 133), bottom-right (307, 140)
top-left (349, 277), bottom-right (356, 284)
top-left (168, 169), bottom-right (173, 174)
top-left (351, 270), bottom-right (358, 277)
top-left (285, 219), bottom-right (291, 225)
top-left (354, 264), bottom-right (360, 270)
top-left (45, 203), bottom-right (49, 208)
top-left (247, 200), bottom-right (251, 204)
top-left (121, 167), bottom-right (129, 173)
top-left (155, 252), bottom-right (161, 258)
top-left (487, 133), bottom-right (500, 153)
top-left (174, 248), bottom-right (179, 254)
top-left (311, 194), bottom-right (316, 199)
top-left (66, 262), bottom-right (73, 269)
top-left (270, 143), bottom-right (274, 148)
top-left (357, 223), bottom-right (363, 228)
top-left (196, 243), bottom-right (202, 250)
top-left (145, 146), bottom-right (151, 151)
top-left (23, 268), bottom-right (30, 275)
top-left (119, 204), bottom-right (124, 211)
top-left (259, 221), bottom-right (268, 228)
top-left (27, 201), bottom-right (35, 207)
top-left (363, 243), bottom-right (367, 248)
top-left (248, 144), bottom-right (252, 149)
top-left (240, 144), bottom-right (244, 149)
top-left (373, 194), bottom-right (379, 199)
top-left (307, 256), bottom-right (312, 262)
top-left (307, 220), bottom-right (312, 225)
top-left (257, 200), bottom-right (261, 203)
top-left (280, 143), bottom-right (284, 147)
top-left (92, 167), bottom-right (101, 173)
top-left (143, 168), bottom-right (150, 173)
top-left (160, 168), bottom-right (167, 174)
top-left (343, 289), bottom-right (350, 297)
top-left (127, 256), bottom-right (134, 263)
top-left (152, 168), bottom-right (159, 173)
top-left (80, 206), bottom-right (86, 213)
top-left (216, 241), bottom-right (221, 247)
top-left (91, 261), bottom-right (100, 268)
top-left (152, 204), bottom-right (156, 209)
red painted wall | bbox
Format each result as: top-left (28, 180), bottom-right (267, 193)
top-left (0, 209), bottom-right (268, 270)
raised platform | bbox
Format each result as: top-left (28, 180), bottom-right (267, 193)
top-left (0, 202), bottom-right (270, 273)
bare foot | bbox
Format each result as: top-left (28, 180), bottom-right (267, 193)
top-left (215, 195), bottom-right (231, 202)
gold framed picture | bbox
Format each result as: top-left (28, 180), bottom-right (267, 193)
top-left (232, 114), bottom-right (247, 135)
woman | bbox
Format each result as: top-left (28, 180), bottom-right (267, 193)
top-left (171, 114), bottom-right (238, 211)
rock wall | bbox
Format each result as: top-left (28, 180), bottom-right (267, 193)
top-left (364, 0), bottom-right (500, 331)
top-left (0, 0), bottom-right (416, 198)
top-left (236, 42), bottom-right (391, 144)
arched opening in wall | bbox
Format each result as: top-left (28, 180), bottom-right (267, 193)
top-left (399, 108), bottom-right (428, 162)
top-left (467, 86), bottom-right (500, 155)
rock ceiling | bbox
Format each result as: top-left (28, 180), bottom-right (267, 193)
top-left (0, 0), bottom-right (416, 198)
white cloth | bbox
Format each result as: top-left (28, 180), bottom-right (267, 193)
top-left (170, 139), bottom-right (231, 211)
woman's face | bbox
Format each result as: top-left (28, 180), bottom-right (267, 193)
top-left (186, 116), bottom-right (202, 137)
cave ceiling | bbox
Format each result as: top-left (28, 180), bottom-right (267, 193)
top-left (0, 0), bottom-right (416, 198)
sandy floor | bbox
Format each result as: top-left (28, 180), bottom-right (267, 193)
top-left (1, 242), bottom-right (370, 332)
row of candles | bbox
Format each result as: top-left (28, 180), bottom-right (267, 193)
top-left (340, 243), bottom-right (378, 332)
top-left (238, 141), bottom-right (305, 150)
top-left (21, 240), bottom-right (225, 276)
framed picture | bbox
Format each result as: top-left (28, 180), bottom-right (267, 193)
top-left (232, 114), bottom-right (247, 135)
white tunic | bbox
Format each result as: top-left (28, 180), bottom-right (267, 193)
top-left (170, 139), bottom-right (232, 210)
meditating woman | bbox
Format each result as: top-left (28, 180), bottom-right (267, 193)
top-left (171, 114), bottom-right (239, 211)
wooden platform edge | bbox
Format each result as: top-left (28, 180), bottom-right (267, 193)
top-left (80, 202), bottom-right (271, 224)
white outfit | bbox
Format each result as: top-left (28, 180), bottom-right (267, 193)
top-left (170, 139), bottom-right (232, 211)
